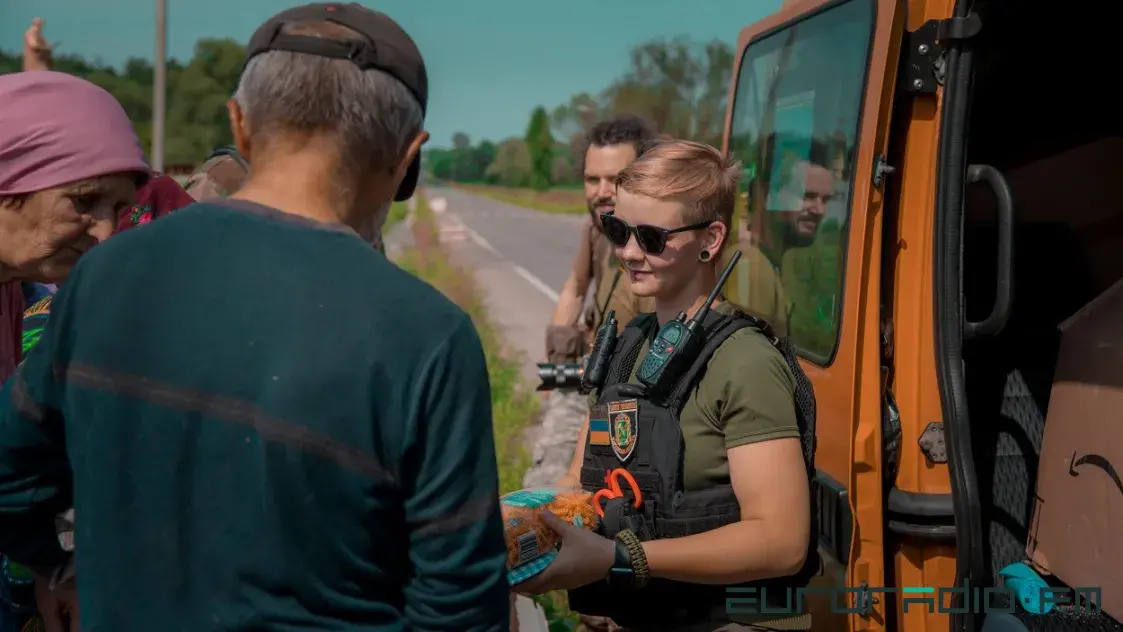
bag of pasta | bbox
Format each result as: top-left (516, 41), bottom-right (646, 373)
top-left (500, 487), bottom-right (596, 585)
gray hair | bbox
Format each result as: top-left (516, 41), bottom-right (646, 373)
top-left (233, 22), bottom-right (423, 176)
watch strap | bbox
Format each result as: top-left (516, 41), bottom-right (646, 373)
top-left (608, 537), bottom-right (635, 588)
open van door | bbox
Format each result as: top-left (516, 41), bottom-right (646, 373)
top-left (722, 0), bottom-right (905, 630)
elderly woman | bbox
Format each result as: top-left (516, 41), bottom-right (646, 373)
top-left (0, 70), bottom-right (150, 373)
top-left (0, 69), bottom-right (153, 632)
top-left (8, 17), bottom-right (194, 337)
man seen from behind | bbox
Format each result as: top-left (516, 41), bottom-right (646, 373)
top-left (0, 4), bottom-right (509, 631)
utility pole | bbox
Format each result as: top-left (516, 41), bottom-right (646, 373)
top-left (152, 0), bottom-right (167, 172)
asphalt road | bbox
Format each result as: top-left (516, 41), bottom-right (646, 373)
top-left (425, 187), bottom-right (586, 375)
top-left (386, 186), bottom-right (588, 384)
top-left (428, 186), bottom-right (587, 295)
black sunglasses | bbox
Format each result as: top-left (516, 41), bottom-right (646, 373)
top-left (600, 212), bottom-right (714, 255)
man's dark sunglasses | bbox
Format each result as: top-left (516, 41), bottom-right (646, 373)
top-left (600, 212), bottom-right (713, 255)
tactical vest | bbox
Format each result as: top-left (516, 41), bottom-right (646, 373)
top-left (567, 309), bottom-right (819, 628)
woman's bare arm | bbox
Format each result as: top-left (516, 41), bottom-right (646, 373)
top-left (640, 437), bottom-right (810, 584)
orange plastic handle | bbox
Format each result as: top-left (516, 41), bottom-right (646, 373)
top-left (592, 468), bottom-right (643, 518)
top-left (592, 489), bottom-right (613, 518)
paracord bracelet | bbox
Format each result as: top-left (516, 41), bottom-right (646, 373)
top-left (615, 529), bottom-right (650, 588)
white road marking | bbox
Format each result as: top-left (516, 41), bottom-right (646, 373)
top-left (513, 265), bottom-right (560, 302)
top-left (441, 199), bottom-right (561, 302)
top-left (464, 225), bottom-right (502, 257)
top-left (429, 196), bottom-right (448, 213)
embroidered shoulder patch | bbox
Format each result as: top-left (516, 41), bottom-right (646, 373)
top-left (608, 399), bottom-right (639, 462)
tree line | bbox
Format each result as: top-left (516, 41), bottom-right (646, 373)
top-left (0, 35), bottom-right (733, 186)
top-left (426, 36), bottom-right (735, 189)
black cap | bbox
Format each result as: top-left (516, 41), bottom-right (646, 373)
top-left (245, 3), bottom-right (427, 201)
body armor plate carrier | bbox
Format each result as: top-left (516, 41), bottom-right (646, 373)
top-left (567, 310), bottom-right (819, 628)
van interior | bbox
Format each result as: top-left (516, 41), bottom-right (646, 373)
top-left (955, 0), bottom-right (1120, 630)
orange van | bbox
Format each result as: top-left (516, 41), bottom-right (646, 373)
top-left (722, 0), bottom-right (1120, 631)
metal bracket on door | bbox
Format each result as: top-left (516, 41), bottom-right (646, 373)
top-left (900, 13), bottom-right (983, 94)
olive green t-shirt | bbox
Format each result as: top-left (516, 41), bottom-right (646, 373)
top-left (588, 302), bottom-right (800, 491)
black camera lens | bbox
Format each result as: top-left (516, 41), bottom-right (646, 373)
top-left (536, 363), bottom-right (584, 391)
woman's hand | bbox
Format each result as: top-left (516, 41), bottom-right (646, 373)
top-left (511, 510), bottom-right (615, 594)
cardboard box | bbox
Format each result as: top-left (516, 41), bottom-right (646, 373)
top-left (1026, 276), bottom-right (1123, 621)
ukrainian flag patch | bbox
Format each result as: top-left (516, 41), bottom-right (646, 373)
top-left (589, 417), bottom-right (611, 446)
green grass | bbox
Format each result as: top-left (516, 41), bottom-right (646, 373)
top-left (454, 183), bottom-right (587, 216)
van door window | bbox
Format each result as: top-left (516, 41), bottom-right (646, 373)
top-left (728, 0), bottom-right (873, 363)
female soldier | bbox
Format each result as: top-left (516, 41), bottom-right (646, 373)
top-left (515, 139), bottom-right (815, 632)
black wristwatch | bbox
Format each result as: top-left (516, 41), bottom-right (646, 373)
top-left (608, 537), bottom-right (636, 588)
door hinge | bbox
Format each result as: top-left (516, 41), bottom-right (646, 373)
top-left (900, 12), bottom-right (983, 94)
top-left (873, 155), bottom-right (896, 187)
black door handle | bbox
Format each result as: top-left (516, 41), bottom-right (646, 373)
top-left (963, 164), bottom-right (1014, 340)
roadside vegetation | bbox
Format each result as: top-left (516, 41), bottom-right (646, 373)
top-left (393, 195), bottom-right (580, 631)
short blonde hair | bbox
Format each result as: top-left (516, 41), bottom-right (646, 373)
top-left (614, 139), bottom-right (741, 227)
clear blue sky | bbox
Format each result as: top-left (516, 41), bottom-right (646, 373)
top-left (1, 0), bottom-right (781, 148)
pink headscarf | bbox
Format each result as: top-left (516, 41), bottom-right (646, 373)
top-left (0, 71), bottom-right (150, 195)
